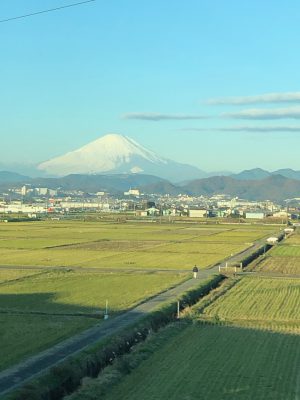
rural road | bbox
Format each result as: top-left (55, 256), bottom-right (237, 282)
top-left (0, 233), bottom-right (283, 397)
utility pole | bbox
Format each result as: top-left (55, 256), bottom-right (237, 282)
top-left (104, 299), bottom-right (109, 320)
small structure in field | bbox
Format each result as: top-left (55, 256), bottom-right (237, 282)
top-left (284, 228), bottom-right (294, 234)
top-left (266, 237), bottom-right (279, 245)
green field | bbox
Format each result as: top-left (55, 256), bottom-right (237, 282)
top-left (0, 270), bottom-right (186, 314)
top-left (272, 244), bottom-right (300, 257)
top-left (103, 324), bottom-right (300, 400)
top-left (72, 272), bottom-right (300, 400)
top-left (0, 268), bottom-right (43, 283)
top-left (0, 314), bottom-right (95, 371)
top-left (0, 221), bottom-right (280, 380)
top-left (74, 323), bottom-right (300, 400)
top-left (0, 221), bottom-right (276, 270)
top-left (252, 230), bottom-right (300, 275)
top-left (0, 269), bottom-right (186, 371)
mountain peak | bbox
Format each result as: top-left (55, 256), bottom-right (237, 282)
top-left (38, 133), bottom-right (205, 181)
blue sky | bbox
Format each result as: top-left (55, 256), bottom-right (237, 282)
top-left (1, 0), bottom-right (300, 172)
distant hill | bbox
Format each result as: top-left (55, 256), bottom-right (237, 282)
top-left (274, 169), bottom-right (300, 180)
top-left (231, 168), bottom-right (300, 181)
top-left (0, 171), bottom-right (30, 184)
top-left (1, 170), bottom-right (300, 202)
top-left (141, 181), bottom-right (182, 196)
top-left (231, 168), bottom-right (271, 180)
top-left (182, 175), bottom-right (300, 201)
top-left (31, 173), bottom-right (167, 194)
top-left (142, 175), bottom-right (300, 202)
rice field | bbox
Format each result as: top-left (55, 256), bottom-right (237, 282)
top-left (272, 244), bottom-right (300, 257)
top-left (0, 270), bottom-right (186, 315)
top-left (75, 323), bottom-right (300, 400)
top-left (0, 268), bottom-right (43, 283)
top-left (0, 220), bottom-right (280, 376)
top-left (0, 220), bottom-right (276, 270)
top-left (254, 256), bottom-right (300, 275)
top-left (202, 276), bottom-right (300, 333)
top-left (252, 229), bottom-right (300, 274)
top-left (0, 314), bottom-right (95, 371)
top-left (71, 273), bottom-right (300, 400)
top-left (0, 269), bottom-right (186, 371)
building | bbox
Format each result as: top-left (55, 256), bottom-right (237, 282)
top-left (124, 189), bottom-right (140, 196)
top-left (189, 209), bottom-right (207, 218)
top-left (135, 210), bottom-right (148, 217)
top-left (146, 207), bottom-right (160, 216)
top-left (245, 212), bottom-right (265, 219)
top-left (272, 211), bottom-right (289, 218)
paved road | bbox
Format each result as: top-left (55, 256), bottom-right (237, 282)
top-left (0, 233), bottom-right (282, 397)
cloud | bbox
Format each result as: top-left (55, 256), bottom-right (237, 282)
top-left (207, 92), bottom-right (300, 105)
top-left (122, 112), bottom-right (208, 121)
top-left (222, 107), bottom-right (300, 120)
top-left (181, 125), bottom-right (300, 132)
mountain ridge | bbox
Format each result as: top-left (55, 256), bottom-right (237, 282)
top-left (1, 171), bottom-right (300, 202)
top-left (231, 168), bottom-right (300, 181)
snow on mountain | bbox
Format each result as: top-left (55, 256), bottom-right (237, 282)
top-left (38, 133), bottom-right (205, 181)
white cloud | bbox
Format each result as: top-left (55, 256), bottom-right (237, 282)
top-left (207, 92), bottom-right (300, 105)
top-left (122, 112), bottom-right (208, 121)
top-left (222, 107), bottom-right (300, 120)
top-left (181, 125), bottom-right (300, 132)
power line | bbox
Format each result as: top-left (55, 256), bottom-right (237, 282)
top-left (0, 0), bottom-right (96, 24)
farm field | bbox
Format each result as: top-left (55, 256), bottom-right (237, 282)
top-left (85, 323), bottom-right (300, 400)
top-left (0, 220), bottom-right (277, 270)
top-left (0, 270), bottom-right (186, 314)
top-left (0, 314), bottom-right (95, 372)
top-left (0, 269), bottom-right (186, 371)
top-left (254, 256), bottom-right (300, 275)
top-left (202, 276), bottom-right (300, 333)
top-left (0, 220), bottom-right (280, 377)
top-left (0, 268), bottom-right (43, 283)
top-left (253, 230), bottom-right (300, 275)
top-left (272, 243), bottom-right (300, 257)
top-left (73, 273), bottom-right (300, 400)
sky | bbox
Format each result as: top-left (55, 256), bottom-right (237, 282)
top-left (1, 0), bottom-right (300, 173)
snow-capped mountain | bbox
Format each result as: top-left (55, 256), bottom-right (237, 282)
top-left (38, 133), bottom-right (205, 181)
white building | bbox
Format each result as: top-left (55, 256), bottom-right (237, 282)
top-left (189, 209), bottom-right (207, 218)
top-left (124, 189), bottom-right (140, 196)
top-left (245, 212), bottom-right (265, 219)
